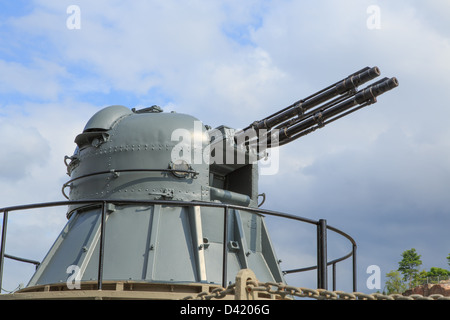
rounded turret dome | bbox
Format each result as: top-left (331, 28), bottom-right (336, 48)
top-left (65, 105), bottom-right (210, 206)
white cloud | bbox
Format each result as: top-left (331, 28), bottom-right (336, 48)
top-left (4, 1), bottom-right (289, 115)
top-left (0, 121), bottom-right (49, 180)
top-left (0, 59), bottom-right (68, 100)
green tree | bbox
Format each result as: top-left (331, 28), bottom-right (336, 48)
top-left (426, 267), bottom-right (450, 283)
top-left (398, 248), bottom-right (422, 289)
top-left (427, 267), bottom-right (450, 277)
top-left (384, 270), bottom-right (407, 294)
top-left (417, 270), bottom-right (428, 285)
top-left (447, 253), bottom-right (450, 267)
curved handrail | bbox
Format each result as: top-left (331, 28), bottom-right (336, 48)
top-left (0, 199), bottom-right (357, 292)
top-left (4, 254), bottom-right (40, 268)
top-left (61, 168), bottom-right (200, 199)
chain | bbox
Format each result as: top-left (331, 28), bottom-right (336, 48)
top-left (182, 281), bottom-right (450, 300)
top-left (181, 283), bottom-right (236, 300)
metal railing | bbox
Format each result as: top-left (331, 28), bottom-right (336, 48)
top-left (419, 276), bottom-right (450, 285)
top-left (0, 199), bottom-right (357, 293)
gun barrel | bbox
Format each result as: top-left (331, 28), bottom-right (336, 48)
top-left (280, 77), bottom-right (399, 144)
top-left (235, 67), bottom-right (398, 155)
top-left (247, 66), bottom-right (381, 132)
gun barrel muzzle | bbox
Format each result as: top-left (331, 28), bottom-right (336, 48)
top-left (250, 66), bottom-right (382, 131)
top-left (281, 77), bottom-right (399, 143)
top-left (355, 77), bottom-right (399, 104)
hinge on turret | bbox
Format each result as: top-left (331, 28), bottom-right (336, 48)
top-left (148, 188), bottom-right (174, 199)
top-left (132, 105), bottom-right (163, 113)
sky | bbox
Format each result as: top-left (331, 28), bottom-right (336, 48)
top-left (1, 0), bottom-right (450, 295)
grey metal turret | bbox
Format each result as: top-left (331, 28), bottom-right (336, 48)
top-left (28, 104), bottom-right (283, 288)
top-left (24, 66), bottom-right (398, 295)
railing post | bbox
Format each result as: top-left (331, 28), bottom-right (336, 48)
top-left (332, 262), bottom-right (337, 291)
top-left (317, 219), bottom-right (327, 290)
top-left (222, 206), bottom-right (229, 288)
top-left (0, 210), bottom-right (8, 292)
top-left (98, 202), bottom-right (106, 290)
top-left (352, 244), bottom-right (357, 292)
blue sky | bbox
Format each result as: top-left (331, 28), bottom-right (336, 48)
top-left (1, 0), bottom-right (450, 295)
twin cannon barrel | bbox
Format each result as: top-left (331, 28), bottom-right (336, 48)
top-left (235, 66), bottom-right (399, 151)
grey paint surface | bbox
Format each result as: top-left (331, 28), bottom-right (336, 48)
top-left (28, 105), bottom-right (284, 287)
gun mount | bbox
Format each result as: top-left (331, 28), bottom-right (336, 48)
top-left (0, 66), bottom-right (398, 300)
top-left (206, 67), bottom-right (398, 203)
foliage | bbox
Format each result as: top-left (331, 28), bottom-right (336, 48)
top-left (397, 248), bottom-right (422, 288)
top-left (384, 270), bottom-right (407, 295)
top-left (427, 267), bottom-right (450, 277)
top-left (383, 249), bottom-right (450, 293)
top-left (417, 270), bottom-right (428, 285)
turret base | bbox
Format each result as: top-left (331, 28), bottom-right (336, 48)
top-left (0, 269), bottom-right (282, 300)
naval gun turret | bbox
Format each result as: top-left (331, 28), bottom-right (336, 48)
top-left (2, 66), bottom-right (398, 299)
